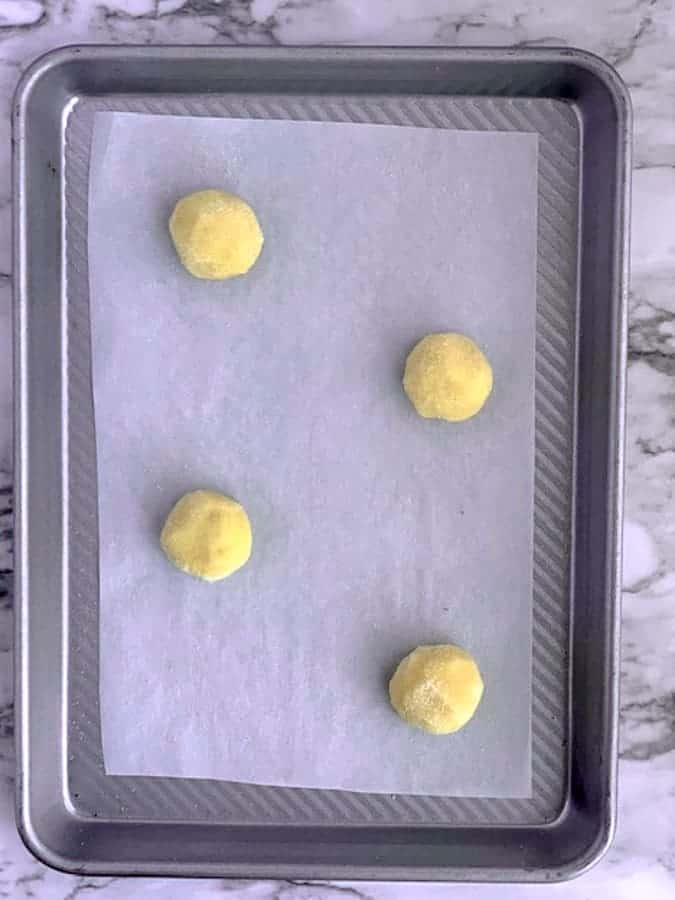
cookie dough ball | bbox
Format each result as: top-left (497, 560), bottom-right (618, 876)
top-left (160, 489), bottom-right (252, 582)
top-left (169, 189), bottom-right (263, 280)
top-left (403, 333), bottom-right (493, 422)
top-left (389, 644), bottom-right (484, 735)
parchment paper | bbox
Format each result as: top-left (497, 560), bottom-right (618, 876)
top-left (90, 112), bottom-right (537, 797)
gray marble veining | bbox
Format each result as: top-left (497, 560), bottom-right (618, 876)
top-left (0, 1), bottom-right (674, 897)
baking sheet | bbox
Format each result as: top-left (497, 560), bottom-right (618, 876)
top-left (90, 111), bottom-right (537, 797)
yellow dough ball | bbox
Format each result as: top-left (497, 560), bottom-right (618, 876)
top-left (403, 332), bottom-right (493, 422)
top-left (160, 489), bottom-right (252, 582)
top-left (389, 644), bottom-right (484, 735)
top-left (169, 189), bottom-right (264, 280)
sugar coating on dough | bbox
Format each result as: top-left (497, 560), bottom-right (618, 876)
top-left (160, 489), bottom-right (252, 582)
top-left (389, 644), bottom-right (484, 735)
top-left (403, 332), bottom-right (493, 422)
top-left (169, 189), bottom-right (264, 280)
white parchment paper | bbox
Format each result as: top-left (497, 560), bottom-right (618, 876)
top-left (90, 112), bottom-right (537, 797)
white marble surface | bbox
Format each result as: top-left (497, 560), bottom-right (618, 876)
top-left (0, 0), bottom-right (674, 897)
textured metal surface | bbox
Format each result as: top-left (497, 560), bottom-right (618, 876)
top-left (65, 92), bottom-right (576, 827)
top-left (15, 46), bottom-right (630, 881)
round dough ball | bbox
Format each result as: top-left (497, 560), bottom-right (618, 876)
top-left (169, 189), bottom-right (264, 280)
top-left (160, 489), bottom-right (252, 582)
top-left (403, 332), bottom-right (493, 422)
top-left (389, 644), bottom-right (484, 735)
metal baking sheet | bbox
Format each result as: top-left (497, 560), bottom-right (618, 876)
top-left (14, 45), bottom-right (630, 881)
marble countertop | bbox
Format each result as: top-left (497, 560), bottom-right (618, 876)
top-left (1, 0), bottom-right (674, 897)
